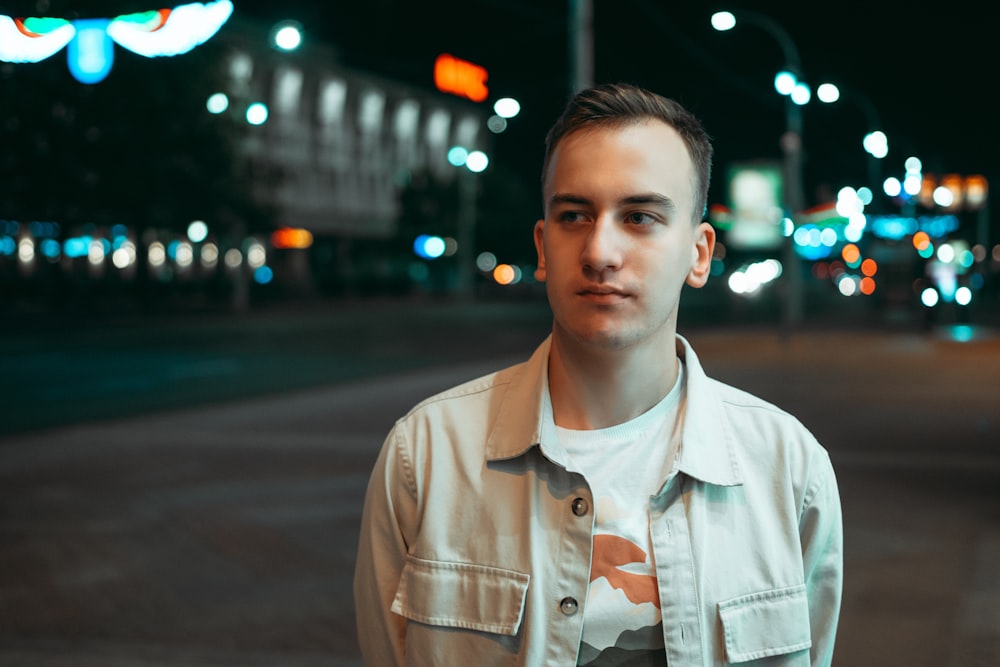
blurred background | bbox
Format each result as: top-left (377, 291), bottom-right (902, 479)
top-left (0, 1), bottom-right (998, 665)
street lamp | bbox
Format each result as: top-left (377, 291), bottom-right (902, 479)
top-left (711, 9), bottom-right (807, 328)
top-left (271, 20), bottom-right (303, 52)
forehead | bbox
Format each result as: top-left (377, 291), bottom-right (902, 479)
top-left (543, 120), bottom-right (696, 209)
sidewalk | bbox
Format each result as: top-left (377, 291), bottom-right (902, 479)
top-left (2, 300), bottom-right (999, 665)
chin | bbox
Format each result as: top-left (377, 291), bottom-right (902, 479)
top-left (561, 320), bottom-right (642, 351)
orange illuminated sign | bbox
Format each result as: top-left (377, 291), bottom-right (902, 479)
top-left (434, 54), bottom-right (488, 102)
top-left (271, 227), bottom-right (314, 249)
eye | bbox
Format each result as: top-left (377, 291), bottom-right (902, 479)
top-left (625, 211), bottom-right (656, 225)
top-left (556, 210), bottom-right (585, 224)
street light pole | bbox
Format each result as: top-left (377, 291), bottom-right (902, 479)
top-left (713, 10), bottom-right (806, 329)
top-left (456, 167), bottom-right (477, 300)
top-left (568, 0), bottom-right (594, 94)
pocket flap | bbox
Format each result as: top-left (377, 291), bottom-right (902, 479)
top-left (718, 584), bottom-right (812, 663)
top-left (391, 555), bottom-right (530, 636)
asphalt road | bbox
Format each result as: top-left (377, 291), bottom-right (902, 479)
top-left (1, 298), bottom-right (999, 665)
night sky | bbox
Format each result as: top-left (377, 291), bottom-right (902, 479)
top-left (229, 0), bottom-right (996, 216)
top-left (14, 0), bottom-right (999, 219)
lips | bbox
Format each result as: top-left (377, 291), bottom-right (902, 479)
top-left (577, 285), bottom-right (630, 297)
top-left (576, 285), bottom-right (632, 303)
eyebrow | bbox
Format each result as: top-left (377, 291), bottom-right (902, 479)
top-left (548, 192), bottom-right (677, 213)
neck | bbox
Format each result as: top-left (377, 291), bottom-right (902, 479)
top-left (547, 327), bottom-right (679, 430)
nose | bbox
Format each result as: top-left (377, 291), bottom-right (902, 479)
top-left (580, 216), bottom-right (624, 275)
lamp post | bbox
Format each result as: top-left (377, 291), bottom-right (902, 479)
top-left (568, 0), bottom-right (594, 94)
top-left (712, 10), bottom-right (807, 329)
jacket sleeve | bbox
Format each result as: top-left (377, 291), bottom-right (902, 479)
top-left (799, 450), bottom-right (844, 667)
top-left (354, 424), bottom-right (415, 666)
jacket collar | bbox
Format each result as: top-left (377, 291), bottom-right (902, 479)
top-left (486, 334), bottom-right (743, 487)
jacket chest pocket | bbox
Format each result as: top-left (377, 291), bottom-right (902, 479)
top-left (391, 554), bottom-right (530, 636)
top-left (718, 584), bottom-right (812, 664)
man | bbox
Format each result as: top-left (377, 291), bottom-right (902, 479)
top-left (354, 82), bottom-right (842, 666)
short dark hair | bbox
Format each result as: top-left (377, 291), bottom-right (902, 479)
top-left (542, 82), bottom-right (713, 223)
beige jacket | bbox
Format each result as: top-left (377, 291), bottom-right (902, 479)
top-left (354, 335), bottom-right (842, 666)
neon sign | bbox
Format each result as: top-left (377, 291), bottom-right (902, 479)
top-left (434, 54), bottom-right (488, 103)
top-left (0, 0), bottom-right (233, 84)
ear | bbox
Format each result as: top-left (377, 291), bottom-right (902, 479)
top-left (533, 219), bottom-right (547, 282)
top-left (685, 222), bottom-right (715, 288)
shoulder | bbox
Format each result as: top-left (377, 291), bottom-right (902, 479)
top-left (400, 361), bottom-right (523, 422)
top-left (708, 376), bottom-right (835, 492)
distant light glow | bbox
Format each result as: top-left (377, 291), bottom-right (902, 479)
top-left (476, 251), bottom-right (497, 272)
top-left (40, 238), bottom-right (61, 259)
top-left (88, 238), bottom-right (106, 265)
top-left (271, 21), bottom-right (302, 51)
top-left (947, 324), bottom-right (976, 342)
top-left (493, 263), bottom-right (520, 285)
top-left (493, 97), bottom-right (520, 118)
top-left (447, 146), bottom-right (469, 167)
top-left (921, 287), bottom-right (939, 307)
top-left (187, 220), bottom-right (209, 243)
top-left (791, 82), bottom-right (811, 105)
top-left (224, 248), bottom-right (242, 268)
top-left (728, 259), bottom-right (782, 295)
top-left (246, 102), bottom-right (269, 125)
top-left (112, 247), bottom-right (130, 269)
top-left (842, 243), bottom-right (861, 265)
top-left (68, 19), bottom-right (114, 85)
top-left (487, 115), bottom-right (507, 133)
top-left (148, 241), bottom-right (166, 266)
top-left (958, 250), bottom-right (974, 269)
top-left (246, 241), bottom-right (266, 268)
top-left (863, 131), bottom-right (888, 159)
top-left (903, 174), bottom-right (921, 196)
top-left (711, 11), bottom-right (736, 31)
top-left (254, 265), bottom-right (274, 284)
top-left (1, 1), bottom-right (233, 84)
top-left (0, 17), bottom-right (75, 63)
top-left (937, 244), bottom-right (955, 263)
top-left (107, 0), bottom-right (234, 59)
top-left (883, 177), bottom-right (902, 197)
top-left (175, 241), bottom-right (194, 267)
top-left (206, 92), bottom-right (229, 114)
top-left (933, 186), bottom-right (955, 207)
top-left (413, 234), bottom-right (446, 259)
top-left (774, 71), bottom-right (797, 96)
top-left (905, 156), bottom-right (922, 173)
top-left (860, 277), bottom-right (876, 295)
top-left (465, 150), bottom-right (489, 173)
top-left (201, 242), bottom-right (218, 267)
top-left (817, 83), bottom-right (839, 103)
top-left (955, 286), bottom-right (972, 306)
top-left (17, 238), bottom-right (34, 263)
top-left (271, 227), bottom-right (314, 249)
top-left (838, 275), bottom-right (858, 297)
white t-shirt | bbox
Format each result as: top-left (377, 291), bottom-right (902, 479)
top-left (555, 362), bottom-right (685, 666)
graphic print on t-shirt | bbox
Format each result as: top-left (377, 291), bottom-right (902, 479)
top-left (577, 503), bottom-right (665, 666)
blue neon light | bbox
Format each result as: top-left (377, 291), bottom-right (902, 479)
top-left (67, 19), bottom-right (113, 85)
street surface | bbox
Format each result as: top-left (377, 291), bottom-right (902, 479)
top-left (1, 297), bottom-right (999, 665)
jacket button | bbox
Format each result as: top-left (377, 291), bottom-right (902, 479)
top-left (571, 497), bottom-right (589, 516)
top-left (560, 597), bottom-right (579, 615)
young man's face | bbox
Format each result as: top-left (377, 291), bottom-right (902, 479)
top-left (534, 120), bottom-right (714, 352)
